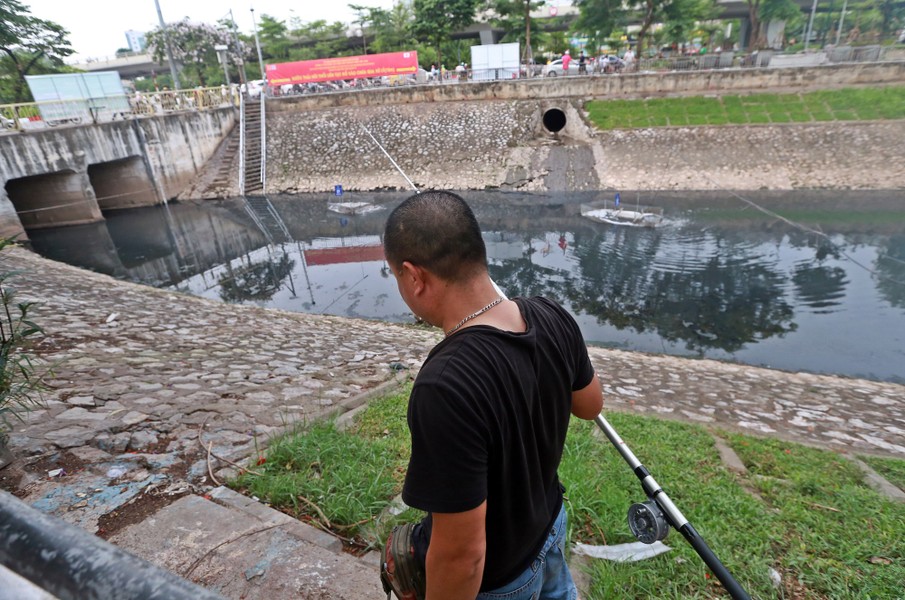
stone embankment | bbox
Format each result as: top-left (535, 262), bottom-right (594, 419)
top-left (225, 101), bottom-right (905, 197)
top-left (3, 245), bottom-right (904, 597)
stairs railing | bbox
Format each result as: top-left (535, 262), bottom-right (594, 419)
top-left (244, 195), bottom-right (291, 244)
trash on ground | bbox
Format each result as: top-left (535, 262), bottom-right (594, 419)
top-left (327, 202), bottom-right (384, 215)
top-left (106, 466), bottom-right (128, 478)
top-left (572, 541), bottom-right (671, 562)
top-left (47, 468), bottom-right (65, 478)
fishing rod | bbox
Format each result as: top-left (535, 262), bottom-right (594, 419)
top-left (594, 414), bottom-right (751, 600)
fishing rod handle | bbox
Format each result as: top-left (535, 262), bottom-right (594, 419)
top-left (594, 414), bottom-right (750, 599)
top-left (679, 523), bottom-right (751, 600)
top-left (594, 414), bottom-right (690, 527)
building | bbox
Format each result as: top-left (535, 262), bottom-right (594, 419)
top-left (125, 30), bottom-right (146, 53)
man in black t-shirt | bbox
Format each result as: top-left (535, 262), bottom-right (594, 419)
top-left (384, 191), bottom-right (604, 599)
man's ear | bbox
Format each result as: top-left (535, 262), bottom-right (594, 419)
top-left (400, 261), bottom-right (427, 295)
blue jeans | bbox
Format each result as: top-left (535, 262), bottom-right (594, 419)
top-left (476, 503), bottom-right (577, 600)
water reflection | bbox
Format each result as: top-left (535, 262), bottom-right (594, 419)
top-left (24, 192), bottom-right (905, 383)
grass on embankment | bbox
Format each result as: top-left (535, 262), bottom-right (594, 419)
top-left (231, 386), bottom-right (905, 599)
top-left (586, 86), bottom-right (905, 130)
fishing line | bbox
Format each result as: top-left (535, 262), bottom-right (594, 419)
top-left (666, 149), bottom-right (905, 286)
top-left (358, 122), bottom-right (419, 193)
top-left (358, 119), bottom-right (509, 300)
top-left (319, 273), bottom-right (369, 314)
top-left (600, 110), bottom-right (904, 280)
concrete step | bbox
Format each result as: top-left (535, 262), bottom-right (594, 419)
top-left (109, 487), bottom-right (383, 599)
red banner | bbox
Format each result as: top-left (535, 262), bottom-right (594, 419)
top-left (304, 245), bottom-right (385, 266)
top-left (266, 51), bottom-right (419, 85)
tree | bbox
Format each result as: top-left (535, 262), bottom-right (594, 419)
top-left (257, 14), bottom-right (292, 60)
top-left (146, 19), bottom-right (234, 87)
top-left (376, 2), bottom-right (418, 53)
top-left (488, 0), bottom-right (546, 68)
top-left (412, 0), bottom-right (480, 70)
top-left (634, 0), bottom-right (717, 58)
top-left (745, 0), bottom-right (800, 49)
top-left (288, 19), bottom-right (349, 60)
top-left (0, 0), bottom-right (73, 102)
top-left (349, 3), bottom-right (416, 55)
top-left (574, 0), bottom-right (626, 46)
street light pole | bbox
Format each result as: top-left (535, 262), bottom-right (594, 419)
top-left (835, 0), bottom-right (848, 46)
top-left (229, 9), bottom-right (248, 84)
top-left (214, 44), bottom-right (230, 85)
top-left (153, 0), bottom-right (181, 89)
top-left (250, 7), bottom-right (266, 80)
top-left (804, 0), bottom-right (819, 51)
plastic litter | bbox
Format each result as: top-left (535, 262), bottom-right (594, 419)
top-left (47, 468), bottom-right (65, 478)
top-left (106, 466), bottom-right (128, 478)
top-left (572, 541), bottom-right (672, 562)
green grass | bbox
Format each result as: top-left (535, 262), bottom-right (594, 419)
top-left (861, 455), bottom-right (905, 491)
top-left (586, 86), bottom-right (905, 130)
top-left (231, 384), bottom-right (417, 549)
top-left (231, 390), bottom-right (905, 598)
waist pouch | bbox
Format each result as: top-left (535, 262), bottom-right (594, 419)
top-left (380, 522), bottom-right (426, 600)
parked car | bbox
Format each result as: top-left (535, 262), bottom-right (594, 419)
top-left (596, 55), bottom-right (626, 73)
top-left (542, 58), bottom-right (581, 77)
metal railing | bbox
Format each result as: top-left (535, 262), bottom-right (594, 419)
top-left (0, 86), bottom-right (241, 133)
top-left (260, 94), bottom-right (267, 194)
top-left (238, 93), bottom-right (246, 195)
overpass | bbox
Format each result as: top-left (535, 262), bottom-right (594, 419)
top-left (73, 53), bottom-right (168, 79)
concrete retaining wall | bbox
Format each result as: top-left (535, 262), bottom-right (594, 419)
top-left (260, 62), bottom-right (905, 195)
top-left (264, 99), bottom-right (905, 194)
top-left (0, 109), bottom-right (235, 238)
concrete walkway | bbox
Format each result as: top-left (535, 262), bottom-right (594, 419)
top-left (3, 246), bottom-right (904, 597)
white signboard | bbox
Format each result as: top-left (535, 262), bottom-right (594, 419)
top-left (25, 72), bottom-right (130, 124)
top-left (470, 43), bottom-right (520, 81)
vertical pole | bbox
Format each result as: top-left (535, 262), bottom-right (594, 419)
top-left (229, 9), bottom-right (248, 84)
top-left (805, 0), bottom-right (819, 51)
top-left (250, 7), bottom-right (266, 80)
top-left (215, 46), bottom-right (230, 85)
top-left (835, 0), bottom-right (848, 45)
top-left (153, 0), bottom-right (181, 90)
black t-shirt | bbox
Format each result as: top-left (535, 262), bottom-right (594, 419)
top-left (402, 296), bottom-right (595, 590)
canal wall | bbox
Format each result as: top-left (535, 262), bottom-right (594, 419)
top-left (0, 109), bottom-right (236, 239)
top-left (262, 100), bottom-right (905, 195)
top-left (255, 61), bottom-right (905, 195)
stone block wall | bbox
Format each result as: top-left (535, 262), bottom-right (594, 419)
top-left (265, 97), bottom-right (905, 194)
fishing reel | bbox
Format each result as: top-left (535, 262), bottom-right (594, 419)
top-left (628, 499), bottom-right (670, 544)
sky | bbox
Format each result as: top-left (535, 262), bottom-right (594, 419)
top-left (22, 0), bottom-right (399, 62)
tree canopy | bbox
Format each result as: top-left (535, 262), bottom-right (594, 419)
top-left (412, 0), bottom-right (481, 68)
top-left (146, 19), bottom-right (235, 88)
top-left (0, 0), bottom-right (73, 102)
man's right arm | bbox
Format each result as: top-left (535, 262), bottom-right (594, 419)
top-left (572, 371), bottom-right (603, 420)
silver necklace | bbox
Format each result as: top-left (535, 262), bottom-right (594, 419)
top-left (445, 296), bottom-right (505, 337)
